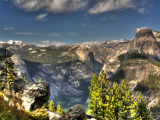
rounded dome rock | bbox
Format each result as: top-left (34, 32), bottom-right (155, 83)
top-left (135, 27), bottom-right (154, 40)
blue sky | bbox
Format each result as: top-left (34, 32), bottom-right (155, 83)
top-left (0, 0), bottom-right (160, 46)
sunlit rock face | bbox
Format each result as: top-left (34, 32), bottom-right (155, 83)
top-left (3, 79), bottom-right (50, 111)
top-left (129, 27), bottom-right (160, 58)
top-left (152, 30), bottom-right (160, 42)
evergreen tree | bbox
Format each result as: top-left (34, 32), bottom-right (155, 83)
top-left (48, 100), bottom-right (56, 112)
top-left (56, 105), bottom-right (65, 115)
top-left (88, 73), bottom-right (101, 116)
top-left (106, 82), bottom-right (122, 120)
top-left (119, 79), bottom-right (135, 120)
top-left (131, 92), bottom-right (152, 120)
top-left (43, 101), bottom-right (50, 109)
top-left (0, 47), bottom-right (17, 84)
top-left (39, 77), bottom-right (42, 83)
top-left (98, 70), bottom-right (110, 119)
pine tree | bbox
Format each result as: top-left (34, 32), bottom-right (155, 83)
top-left (131, 92), bottom-right (152, 120)
top-left (48, 100), bottom-right (56, 112)
top-left (98, 69), bottom-right (110, 119)
top-left (56, 105), bottom-right (65, 115)
top-left (0, 47), bottom-right (17, 84)
top-left (88, 73), bottom-right (101, 116)
top-left (119, 79), bottom-right (135, 120)
top-left (106, 82), bottom-right (122, 120)
top-left (39, 77), bottom-right (42, 83)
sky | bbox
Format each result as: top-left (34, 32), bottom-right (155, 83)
top-left (0, 0), bottom-right (160, 47)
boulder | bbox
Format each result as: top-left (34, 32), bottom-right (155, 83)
top-left (3, 78), bottom-right (50, 111)
top-left (129, 27), bottom-right (160, 59)
top-left (47, 111), bottom-right (65, 120)
top-left (65, 104), bottom-right (87, 120)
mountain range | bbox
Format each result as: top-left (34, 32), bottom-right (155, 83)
top-left (0, 27), bottom-right (160, 119)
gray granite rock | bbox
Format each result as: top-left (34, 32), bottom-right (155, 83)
top-left (3, 78), bottom-right (50, 111)
top-left (66, 104), bottom-right (87, 120)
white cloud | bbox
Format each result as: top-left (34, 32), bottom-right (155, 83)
top-left (12, 0), bottom-right (88, 13)
top-left (82, 23), bottom-right (85, 26)
top-left (47, 33), bottom-right (60, 37)
top-left (109, 15), bottom-right (118, 20)
top-left (66, 32), bottom-right (78, 37)
top-left (4, 27), bottom-right (14, 30)
top-left (36, 13), bottom-right (48, 21)
top-left (41, 40), bottom-right (67, 46)
top-left (13, 32), bottom-right (42, 35)
top-left (84, 17), bottom-right (90, 21)
top-left (13, 32), bottom-right (60, 36)
top-left (88, 0), bottom-right (136, 14)
top-left (138, 8), bottom-right (150, 14)
top-left (74, 41), bottom-right (104, 46)
top-left (101, 16), bottom-right (107, 21)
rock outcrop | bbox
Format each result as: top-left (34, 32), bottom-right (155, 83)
top-left (47, 104), bottom-right (90, 120)
top-left (3, 78), bottom-right (50, 111)
top-left (65, 104), bottom-right (87, 120)
top-left (129, 27), bottom-right (160, 59)
top-left (152, 30), bottom-right (160, 42)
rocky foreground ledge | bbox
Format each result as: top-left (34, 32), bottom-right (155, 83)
top-left (0, 78), bottom-right (96, 120)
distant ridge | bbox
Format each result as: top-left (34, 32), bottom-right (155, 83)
top-left (0, 40), bottom-right (26, 45)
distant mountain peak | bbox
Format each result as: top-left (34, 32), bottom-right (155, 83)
top-left (7, 40), bottom-right (24, 45)
top-left (0, 40), bottom-right (25, 45)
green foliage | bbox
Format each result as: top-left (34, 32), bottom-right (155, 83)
top-left (18, 46), bottom-right (79, 66)
top-left (119, 79), bottom-right (135, 120)
top-left (109, 69), bottom-right (126, 84)
top-left (48, 100), bottom-right (56, 112)
top-left (0, 91), bottom-right (49, 120)
top-left (117, 54), bottom-right (124, 63)
top-left (131, 92), bottom-right (152, 120)
top-left (0, 48), bottom-right (17, 84)
top-left (39, 77), bottom-right (42, 83)
top-left (134, 74), bottom-right (160, 93)
top-left (88, 73), bottom-right (101, 116)
top-left (43, 101), bottom-right (49, 109)
top-left (88, 70), bottom-right (152, 120)
top-left (24, 77), bottom-right (28, 82)
top-left (56, 105), bottom-right (65, 115)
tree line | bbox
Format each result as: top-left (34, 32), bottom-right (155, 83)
top-left (87, 70), bottom-right (152, 120)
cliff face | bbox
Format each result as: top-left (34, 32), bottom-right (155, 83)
top-left (129, 27), bottom-right (160, 58)
top-left (152, 30), bottom-right (160, 42)
top-left (3, 79), bottom-right (50, 111)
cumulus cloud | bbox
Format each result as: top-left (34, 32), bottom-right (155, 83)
top-left (88, 0), bottom-right (136, 14)
top-left (36, 13), bottom-right (48, 21)
top-left (4, 27), bottom-right (14, 30)
top-left (13, 32), bottom-right (60, 36)
top-left (138, 8), bottom-right (150, 14)
top-left (74, 41), bottom-right (104, 46)
top-left (12, 0), bottom-right (88, 13)
top-left (41, 40), bottom-right (67, 46)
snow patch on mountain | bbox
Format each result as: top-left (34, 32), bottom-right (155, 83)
top-left (0, 40), bottom-right (25, 45)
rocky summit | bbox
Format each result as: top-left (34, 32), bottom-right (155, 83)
top-left (129, 27), bottom-right (160, 59)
